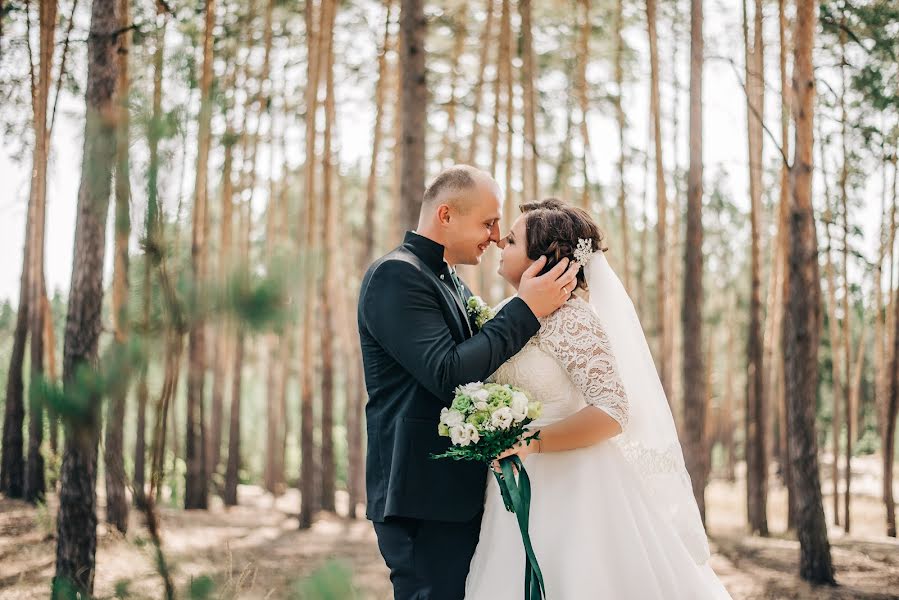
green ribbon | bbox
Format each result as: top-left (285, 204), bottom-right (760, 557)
top-left (494, 456), bottom-right (546, 600)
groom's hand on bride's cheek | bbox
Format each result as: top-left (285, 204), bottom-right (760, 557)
top-left (518, 256), bottom-right (580, 318)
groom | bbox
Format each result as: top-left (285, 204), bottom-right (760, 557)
top-left (358, 165), bottom-right (579, 599)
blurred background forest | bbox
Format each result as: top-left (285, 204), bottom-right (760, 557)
top-left (0, 0), bottom-right (898, 598)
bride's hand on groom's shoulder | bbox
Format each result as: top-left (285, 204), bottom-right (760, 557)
top-left (518, 256), bottom-right (580, 318)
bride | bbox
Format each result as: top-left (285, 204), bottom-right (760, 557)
top-left (464, 199), bottom-right (731, 599)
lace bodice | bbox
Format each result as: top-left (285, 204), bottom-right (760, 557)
top-left (491, 295), bottom-right (629, 431)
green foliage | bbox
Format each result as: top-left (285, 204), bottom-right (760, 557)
top-left (290, 561), bottom-right (357, 600)
top-left (820, 0), bottom-right (899, 118)
top-left (50, 576), bottom-right (88, 600)
top-left (34, 499), bottom-right (56, 539)
top-left (855, 428), bottom-right (880, 456)
top-left (113, 579), bottom-right (132, 599)
top-left (188, 575), bottom-right (216, 600)
top-left (0, 299), bottom-right (13, 331)
top-left (214, 259), bottom-right (294, 333)
top-left (34, 338), bottom-right (145, 426)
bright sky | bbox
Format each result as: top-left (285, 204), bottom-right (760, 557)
top-left (0, 0), bottom-right (884, 308)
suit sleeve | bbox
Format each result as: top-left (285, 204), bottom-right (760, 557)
top-left (361, 260), bottom-right (540, 403)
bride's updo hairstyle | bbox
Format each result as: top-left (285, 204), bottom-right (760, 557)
top-left (519, 198), bottom-right (607, 290)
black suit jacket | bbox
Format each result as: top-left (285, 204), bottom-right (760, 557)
top-left (358, 232), bottom-right (541, 523)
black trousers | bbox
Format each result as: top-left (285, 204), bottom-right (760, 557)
top-left (373, 513), bottom-right (483, 600)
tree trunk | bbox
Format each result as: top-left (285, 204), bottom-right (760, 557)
top-left (391, 25), bottom-right (404, 248)
top-left (223, 326), bottom-right (244, 506)
top-left (837, 24), bottom-right (853, 534)
top-left (821, 141), bottom-right (842, 527)
top-left (613, 0), bottom-right (630, 290)
top-left (647, 0), bottom-right (671, 399)
top-left (784, 0), bottom-right (835, 583)
top-left (364, 1), bottom-right (392, 267)
top-left (500, 0), bottom-right (513, 229)
top-left (136, 6), bottom-right (168, 508)
top-left (466, 0), bottom-right (497, 166)
top-left (886, 155), bottom-right (899, 538)
top-left (442, 6), bottom-right (466, 167)
top-left (23, 0), bottom-right (57, 505)
top-left (185, 0), bottom-right (216, 510)
top-left (52, 0), bottom-right (119, 593)
top-left (724, 306), bottom-right (737, 481)
top-left (576, 0), bottom-right (593, 213)
top-left (43, 293), bottom-right (59, 458)
top-left (211, 131), bottom-right (235, 482)
top-left (399, 0), bottom-right (426, 231)
top-left (223, 196), bottom-right (249, 507)
top-left (299, 0), bottom-right (324, 530)
top-left (103, 0), bottom-right (131, 532)
top-left (776, 0), bottom-right (795, 530)
top-left (682, 0), bottom-right (706, 524)
top-left (319, 0), bottom-right (338, 513)
top-left (518, 0), bottom-right (538, 203)
top-left (743, 0), bottom-right (767, 536)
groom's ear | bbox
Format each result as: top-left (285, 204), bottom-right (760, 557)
top-left (436, 204), bottom-right (452, 225)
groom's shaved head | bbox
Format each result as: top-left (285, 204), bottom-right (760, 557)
top-left (422, 165), bottom-right (501, 213)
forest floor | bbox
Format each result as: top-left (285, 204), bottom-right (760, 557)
top-left (1, 455), bottom-right (898, 599)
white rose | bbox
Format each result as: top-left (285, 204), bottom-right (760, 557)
top-left (466, 423), bottom-right (481, 445)
top-left (449, 424), bottom-right (467, 446)
top-left (510, 392), bottom-right (529, 422)
top-left (472, 389), bottom-right (490, 403)
top-left (440, 407), bottom-right (465, 428)
top-left (474, 400), bottom-right (489, 411)
top-left (457, 382), bottom-right (483, 396)
top-left (490, 406), bottom-right (514, 430)
top-left (450, 423), bottom-right (480, 447)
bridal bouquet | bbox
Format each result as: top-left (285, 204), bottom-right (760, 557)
top-left (433, 382), bottom-right (547, 600)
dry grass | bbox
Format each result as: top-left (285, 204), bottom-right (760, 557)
top-left (1, 455), bottom-right (897, 599)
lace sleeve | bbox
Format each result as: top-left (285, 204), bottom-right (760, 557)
top-left (537, 299), bottom-right (629, 431)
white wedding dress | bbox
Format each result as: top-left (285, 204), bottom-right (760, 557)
top-left (464, 293), bottom-right (731, 599)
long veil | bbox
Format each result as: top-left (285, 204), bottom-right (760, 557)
top-left (585, 251), bottom-right (711, 564)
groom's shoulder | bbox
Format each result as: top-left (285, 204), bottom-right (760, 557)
top-left (361, 246), bottom-right (427, 291)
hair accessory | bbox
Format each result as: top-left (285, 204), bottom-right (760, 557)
top-left (574, 237), bottom-right (594, 267)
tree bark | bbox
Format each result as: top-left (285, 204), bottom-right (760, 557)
top-left (185, 0), bottom-right (216, 510)
top-left (23, 0), bottom-right (57, 505)
top-left (223, 325), bottom-right (244, 506)
top-left (613, 0), bottom-right (630, 290)
top-left (299, 0), bottom-right (324, 529)
top-left (784, 0), bottom-right (835, 583)
top-left (518, 0), bottom-right (538, 203)
top-left (135, 5), bottom-right (168, 508)
top-left (682, 0), bottom-right (706, 524)
top-left (442, 6), bottom-right (466, 168)
top-left (364, 1), bottom-right (392, 267)
top-left (576, 0), bottom-right (593, 212)
top-left (52, 0), bottom-right (119, 593)
top-left (103, 0), bottom-right (131, 533)
top-left (743, 0), bottom-right (767, 536)
top-left (224, 191), bottom-right (250, 506)
top-left (837, 23), bottom-right (853, 534)
top-left (821, 137), bottom-right (842, 527)
top-left (2, 254), bottom-right (28, 498)
top-left (647, 0), bottom-right (671, 399)
top-left (319, 0), bottom-right (338, 512)
top-left (886, 155), bottom-right (899, 538)
top-left (399, 0), bottom-right (426, 231)
top-left (775, 0), bottom-right (795, 530)
top-left (466, 0), bottom-right (497, 166)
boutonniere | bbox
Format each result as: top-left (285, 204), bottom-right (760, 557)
top-left (466, 296), bottom-right (495, 330)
